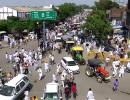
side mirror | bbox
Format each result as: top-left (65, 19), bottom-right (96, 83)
top-left (15, 92), bottom-right (18, 95)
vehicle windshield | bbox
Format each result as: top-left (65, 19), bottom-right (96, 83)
top-left (67, 61), bottom-right (76, 66)
top-left (44, 93), bottom-right (58, 100)
top-left (55, 39), bottom-right (62, 42)
top-left (0, 85), bottom-right (15, 96)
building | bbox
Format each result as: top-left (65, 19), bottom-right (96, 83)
top-left (127, 0), bottom-right (130, 27)
top-left (0, 7), bottom-right (17, 20)
top-left (12, 6), bottom-right (30, 20)
top-left (109, 8), bottom-right (123, 21)
top-left (0, 5), bottom-right (55, 20)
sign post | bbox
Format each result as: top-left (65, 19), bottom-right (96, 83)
top-left (31, 11), bottom-right (57, 48)
top-left (31, 11), bottom-right (57, 20)
top-left (42, 21), bottom-right (45, 48)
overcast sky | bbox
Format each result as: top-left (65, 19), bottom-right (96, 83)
top-left (0, 0), bottom-right (128, 7)
top-left (0, 0), bottom-right (96, 7)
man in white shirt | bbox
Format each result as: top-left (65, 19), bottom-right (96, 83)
top-left (119, 64), bottom-right (126, 78)
top-left (5, 52), bottom-right (9, 63)
top-left (37, 67), bottom-right (43, 80)
top-left (112, 59), bottom-right (120, 77)
top-left (51, 55), bottom-right (55, 65)
top-left (44, 61), bottom-right (49, 72)
top-left (105, 57), bottom-right (110, 67)
top-left (87, 88), bottom-right (95, 100)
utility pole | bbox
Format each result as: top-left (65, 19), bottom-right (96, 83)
top-left (42, 21), bottom-right (46, 49)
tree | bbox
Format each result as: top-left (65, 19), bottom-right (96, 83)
top-left (95, 0), bottom-right (119, 11)
top-left (7, 16), bottom-right (19, 21)
top-left (0, 21), bottom-right (7, 31)
top-left (78, 4), bottom-right (90, 9)
top-left (58, 3), bottom-right (82, 21)
top-left (84, 10), bottom-right (112, 40)
top-left (23, 20), bottom-right (35, 32)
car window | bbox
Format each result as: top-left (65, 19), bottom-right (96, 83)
top-left (0, 85), bottom-right (15, 96)
top-left (20, 81), bottom-right (25, 89)
top-left (16, 85), bottom-right (21, 93)
top-left (67, 61), bottom-right (76, 66)
top-left (23, 76), bottom-right (29, 82)
top-left (45, 93), bottom-right (58, 99)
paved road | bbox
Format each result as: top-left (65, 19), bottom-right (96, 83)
top-left (0, 40), bottom-right (130, 100)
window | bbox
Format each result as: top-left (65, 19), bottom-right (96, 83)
top-left (20, 81), bottom-right (25, 89)
top-left (16, 85), bottom-right (21, 93)
top-left (45, 93), bottom-right (58, 99)
top-left (0, 85), bottom-right (15, 96)
top-left (23, 76), bottom-right (29, 82)
top-left (67, 61), bottom-right (76, 66)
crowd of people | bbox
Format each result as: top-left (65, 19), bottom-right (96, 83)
top-left (0, 10), bottom-right (130, 100)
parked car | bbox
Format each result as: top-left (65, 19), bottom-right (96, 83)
top-left (41, 82), bottom-right (62, 100)
top-left (85, 59), bottom-right (111, 83)
top-left (61, 57), bottom-right (80, 74)
top-left (0, 74), bottom-right (30, 100)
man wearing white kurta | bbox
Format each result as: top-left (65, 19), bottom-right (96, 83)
top-left (119, 64), bottom-right (126, 78)
top-left (112, 61), bottom-right (118, 77)
top-left (37, 67), bottom-right (43, 80)
top-left (44, 62), bottom-right (49, 72)
top-left (52, 73), bottom-right (56, 82)
top-left (87, 88), bottom-right (95, 100)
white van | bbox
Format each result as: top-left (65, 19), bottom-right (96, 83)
top-left (42, 82), bottom-right (62, 100)
top-left (0, 74), bottom-right (29, 100)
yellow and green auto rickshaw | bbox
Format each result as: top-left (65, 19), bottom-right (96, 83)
top-left (71, 46), bottom-right (86, 65)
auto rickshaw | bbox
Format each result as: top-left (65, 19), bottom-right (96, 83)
top-left (71, 46), bottom-right (86, 65)
top-left (65, 40), bottom-right (75, 52)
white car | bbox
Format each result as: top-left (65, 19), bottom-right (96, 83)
top-left (0, 74), bottom-right (29, 100)
top-left (61, 57), bottom-right (80, 74)
top-left (42, 82), bottom-right (62, 100)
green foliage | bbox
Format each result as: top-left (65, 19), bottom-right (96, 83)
top-left (0, 21), bottom-right (7, 31)
top-left (84, 10), bottom-right (112, 40)
top-left (7, 16), bottom-right (19, 21)
top-left (58, 3), bottom-right (84, 21)
top-left (83, 0), bottom-right (117, 40)
top-left (0, 18), bottom-right (35, 34)
top-left (95, 0), bottom-right (119, 10)
top-left (78, 4), bottom-right (90, 9)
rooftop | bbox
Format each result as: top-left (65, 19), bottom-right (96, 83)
top-left (45, 82), bottom-right (59, 93)
top-left (63, 57), bottom-right (74, 61)
top-left (9, 6), bottom-right (53, 12)
top-left (5, 74), bottom-right (27, 87)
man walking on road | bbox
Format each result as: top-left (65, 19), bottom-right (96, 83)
top-left (86, 88), bottom-right (95, 100)
top-left (37, 67), bottom-right (43, 80)
top-left (71, 82), bottom-right (77, 100)
top-left (44, 61), bottom-right (49, 72)
top-left (119, 64), bottom-right (125, 78)
top-left (113, 79), bottom-right (119, 92)
top-left (64, 85), bottom-right (70, 100)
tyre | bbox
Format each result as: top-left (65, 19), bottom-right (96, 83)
top-left (85, 67), bottom-right (94, 77)
top-left (97, 76), bottom-right (103, 83)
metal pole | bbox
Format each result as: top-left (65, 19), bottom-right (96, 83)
top-left (43, 21), bottom-right (46, 49)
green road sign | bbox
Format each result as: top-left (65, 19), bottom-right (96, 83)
top-left (31, 11), bottom-right (57, 20)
